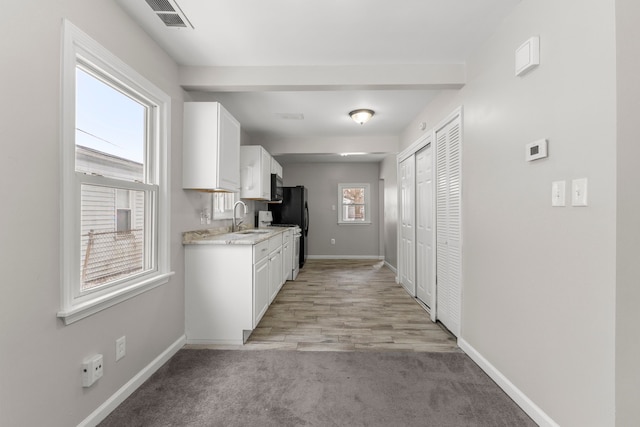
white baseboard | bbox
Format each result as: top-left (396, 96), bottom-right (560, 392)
top-left (384, 261), bottom-right (397, 274)
top-left (307, 255), bottom-right (385, 260)
top-left (78, 335), bottom-right (186, 427)
top-left (185, 338), bottom-right (244, 346)
top-left (458, 338), bottom-right (559, 427)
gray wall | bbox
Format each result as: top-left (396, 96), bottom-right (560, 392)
top-left (0, 1), bottom-right (223, 425)
top-left (399, 0), bottom-right (617, 425)
top-left (615, 0), bottom-right (640, 425)
top-left (282, 162), bottom-right (381, 258)
top-left (379, 155), bottom-right (398, 270)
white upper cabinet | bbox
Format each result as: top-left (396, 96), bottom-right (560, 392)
top-left (240, 145), bottom-right (271, 200)
top-left (271, 157), bottom-right (283, 179)
top-left (182, 102), bottom-right (241, 192)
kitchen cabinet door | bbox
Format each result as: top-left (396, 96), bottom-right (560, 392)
top-left (282, 231), bottom-right (293, 282)
top-left (253, 257), bottom-right (269, 326)
top-left (183, 102), bottom-right (240, 192)
top-left (240, 145), bottom-right (271, 200)
top-left (269, 248), bottom-right (282, 303)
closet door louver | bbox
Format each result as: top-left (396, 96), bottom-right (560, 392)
top-left (435, 114), bottom-right (462, 337)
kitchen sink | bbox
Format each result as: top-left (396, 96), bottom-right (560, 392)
top-left (236, 229), bottom-right (272, 234)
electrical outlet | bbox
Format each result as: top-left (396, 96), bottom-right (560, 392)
top-left (331, 238), bottom-right (335, 245)
top-left (82, 354), bottom-right (103, 387)
top-left (116, 336), bottom-right (126, 361)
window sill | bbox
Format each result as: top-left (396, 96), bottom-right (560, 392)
top-left (57, 271), bottom-right (175, 325)
top-left (338, 221), bottom-right (372, 225)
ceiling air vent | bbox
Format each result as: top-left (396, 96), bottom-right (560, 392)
top-left (145, 0), bottom-right (193, 28)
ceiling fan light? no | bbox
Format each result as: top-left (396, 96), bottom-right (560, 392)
top-left (349, 109), bottom-right (375, 125)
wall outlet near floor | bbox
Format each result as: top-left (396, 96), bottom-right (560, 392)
top-left (82, 354), bottom-right (103, 387)
top-left (116, 336), bottom-right (126, 361)
top-left (331, 238), bottom-right (335, 245)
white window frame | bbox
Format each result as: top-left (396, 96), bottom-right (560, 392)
top-left (58, 20), bottom-right (173, 325)
top-left (338, 183), bottom-right (372, 225)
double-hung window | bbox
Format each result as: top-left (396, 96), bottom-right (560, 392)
top-left (338, 183), bottom-right (371, 224)
top-left (58, 21), bottom-right (172, 324)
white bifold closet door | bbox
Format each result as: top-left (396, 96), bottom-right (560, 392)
top-left (435, 114), bottom-right (462, 337)
top-left (399, 156), bottom-right (415, 295)
top-left (415, 145), bottom-right (434, 309)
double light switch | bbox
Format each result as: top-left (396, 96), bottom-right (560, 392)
top-left (552, 178), bottom-right (588, 207)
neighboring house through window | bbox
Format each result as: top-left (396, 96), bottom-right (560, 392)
top-left (338, 183), bottom-right (371, 224)
top-left (58, 20), bottom-right (172, 324)
top-left (116, 188), bottom-right (132, 232)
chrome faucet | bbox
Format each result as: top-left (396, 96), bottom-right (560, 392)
top-left (232, 200), bottom-right (248, 232)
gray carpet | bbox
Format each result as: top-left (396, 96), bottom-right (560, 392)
top-left (100, 350), bottom-right (536, 427)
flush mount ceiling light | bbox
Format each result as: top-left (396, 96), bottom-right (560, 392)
top-left (349, 109), bottom-right (375, 125)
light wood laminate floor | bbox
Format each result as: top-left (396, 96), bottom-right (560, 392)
top-left (188, 259), bottom-right (459, 352)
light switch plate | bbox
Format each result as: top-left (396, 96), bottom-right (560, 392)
top-left (572, 178), bottom-right (588, 206)
top-left (552, 181), bottom-right (566, 207)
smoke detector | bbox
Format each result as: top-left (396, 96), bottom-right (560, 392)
top-left (144, 0), bottom-right (193, 28)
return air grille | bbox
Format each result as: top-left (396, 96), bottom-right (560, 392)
top-left (158, 13), bottom-right (186, 27)
top-left (145, 0), bottom-right (175, 12)
top-left (144, 0), bottom-right (193, 28)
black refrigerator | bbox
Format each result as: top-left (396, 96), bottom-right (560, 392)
top-left (269, 186), bottom-right (309, 268)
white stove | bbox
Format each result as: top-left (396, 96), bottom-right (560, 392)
top-left (258, 211), bottom-right (300, 280)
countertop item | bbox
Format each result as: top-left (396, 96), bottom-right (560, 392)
top-left (182, 227), bottom-right (286, 245)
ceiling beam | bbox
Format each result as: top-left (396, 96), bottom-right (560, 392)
top-left (179, 64), bottom-right (466, 92)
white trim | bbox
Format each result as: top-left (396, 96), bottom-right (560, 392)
top-left (185, 338), bottom-right (244, 346)
top-left (78, 335), bottom-right (186, 427)
top-left (398, 131), bottom-right (432, 163)
top-left (384, 261), bottom-right (397, 274)
top-left (307, 255), bottom-right (384, 260)
top-left (59, 20), bottom-right (172, 324)
top-left (458, 338), bottom-right (559, 427)
top-left (57, 272), bottom-right (174, 325)
top-left (434, 106), bottom-right (463, 136)
top-left (337, 182), bottom-right (372, 224)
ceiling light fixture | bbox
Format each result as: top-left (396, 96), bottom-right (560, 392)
top-left (349, 109), bottom-right (375, 125)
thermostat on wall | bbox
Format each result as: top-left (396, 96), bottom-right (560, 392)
top-left (525, 138), bottom-right (548, 162)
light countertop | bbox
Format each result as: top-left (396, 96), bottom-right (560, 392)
top-left (182, 227), bottom-right (287, 245)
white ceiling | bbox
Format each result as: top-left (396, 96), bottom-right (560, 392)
top-left (188, 89), bottom-right (440, 139)
top-left (116, 0), bottom-right (520, 160)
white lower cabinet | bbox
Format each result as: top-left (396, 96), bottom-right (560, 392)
top-left (184, 232), bottom-right (289, 345)
top-left (185, 244), bottom-right (254, 345)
